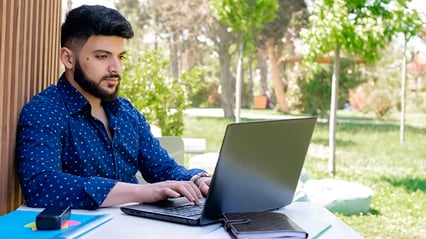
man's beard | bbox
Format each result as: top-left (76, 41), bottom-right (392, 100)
top-left (74, 61), bottom-right (120, 102)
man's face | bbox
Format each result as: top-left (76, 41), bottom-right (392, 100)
top-left (73, 36), bottom-right (127, 101)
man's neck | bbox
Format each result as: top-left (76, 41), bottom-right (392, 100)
top-left (91, 102), bottom-right (113, 140)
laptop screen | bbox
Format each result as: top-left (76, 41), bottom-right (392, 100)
top-left (203, 117), bottom-right (316, 220)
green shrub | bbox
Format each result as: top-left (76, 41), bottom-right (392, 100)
top-left (189, 78), bottom-right (219, 108)
top-left (412, 94), bottom-right (424, 110)
top-left (298, 60), bottom-right (364, 117)
top-left (367, 89), bottom-right (393, 118)
top-left (120, 50), bottom-right (204, 136)
top-left (299, 71), bottom-right (331, 117)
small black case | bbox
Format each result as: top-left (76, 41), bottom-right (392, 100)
top-left (36, 206), bottom-right (71, 230)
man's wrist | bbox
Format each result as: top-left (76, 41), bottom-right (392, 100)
top-left (190, 172), bottom-right (210, 186)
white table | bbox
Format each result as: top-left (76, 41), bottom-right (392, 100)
top-left (19, 202), bottom-right (363, 239)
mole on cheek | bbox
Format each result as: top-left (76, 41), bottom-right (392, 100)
top-left (86, 57), bottom-right (90, 61)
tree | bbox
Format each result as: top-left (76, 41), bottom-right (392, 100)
top-left (115, 0), bottom-right (150, 49)
top-left (259, 0), bottom-right (307, 113)
top-left (138, 0), bottom-right (209, 78)
top-left (180, 0), bottom-right (238, 118)
top-left (210, 0), bottom-right (278, 122)
top-left (390, 4), bottom-right (423, 143)
top-left (116, 0), bottom-right (240, 118)
top-left (204, 19), bottom-right (237, 117)
top-left (300, 0), bottom-right (422, 175)
top-left (117, 0), bottom-right (209, 77)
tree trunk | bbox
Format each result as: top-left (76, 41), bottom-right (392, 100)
top-left (256, 47), bottom-right (268, 94)
top-left (266, 38), bottom-right (289, 113)
top-left (247, 53), bottom-right (254, 108)
top-left (400, 37), bottom-right (407, 144)
top-left (169, 33), bottom-right (180, 78)
top-left (207, 18), bottom-right (236, 118)
top-left (235, 42), bottom-right (244, 122)
top-left (329, 45), bottom-right (340, 176)
top-left (218, 44), bottom-right (234, 118)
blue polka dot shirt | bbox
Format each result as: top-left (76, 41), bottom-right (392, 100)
top-left (16, 74), bottom-right (204, 209)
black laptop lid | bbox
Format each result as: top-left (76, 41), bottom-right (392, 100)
top-left (203, 117), bottom-right (316, 220)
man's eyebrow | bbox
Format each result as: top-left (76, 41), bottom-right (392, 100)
top-left (92, 49), bottom-right (127, 55)
top-left (93, 49), bottom-right (111, 54)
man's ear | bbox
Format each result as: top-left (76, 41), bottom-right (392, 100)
top-left (60, 47), bottom-right (75, 69)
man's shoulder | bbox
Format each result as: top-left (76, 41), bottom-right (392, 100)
top-left (116, 96), bottom-right (132, 106)
top-left (114, 97), bottom-right (147, 121)
top-left (20, 84), bottom-right (68, 120)
top-left (24, 84), bottom-right (62, 108)
top-left (33, 84), bottom-right (60, 99)
top-left (115, 97), bottom-right (139, 113)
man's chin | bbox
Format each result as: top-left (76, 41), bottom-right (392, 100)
top-left (101, 93), bottom-right (118, 102)
top-left (107, 89), bottom-right (119, 101)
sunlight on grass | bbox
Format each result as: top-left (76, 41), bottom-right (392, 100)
top-left (183, 109), bottom-right (426, 239)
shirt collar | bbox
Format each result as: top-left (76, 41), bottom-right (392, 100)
top-left (57, 73), bottom-right (121, 116)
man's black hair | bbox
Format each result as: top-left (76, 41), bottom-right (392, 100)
top-left (61, 5), bottom-right (134, 48)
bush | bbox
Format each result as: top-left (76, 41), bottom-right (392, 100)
top-left (120, 50), bottom-right (204, 136)
top-left (190, 81), bottom-right (219, 107)
top-left (298, 60), bottom-right (364, 117)
top-left (367, 89), bottom-right (393, 118)
top-left (299, 72), bottom-right (331, 117)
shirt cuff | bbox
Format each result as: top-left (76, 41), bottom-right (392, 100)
top-left (84, 177), bottom-right (118, 208)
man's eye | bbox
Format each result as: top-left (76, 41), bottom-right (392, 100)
top-left (96, 55), bottom-right (107, 59)
top-left (119, 55), bottom-right (127, 61)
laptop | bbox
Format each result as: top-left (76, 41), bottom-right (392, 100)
top-left (121, 117), bottom-right (317, 225)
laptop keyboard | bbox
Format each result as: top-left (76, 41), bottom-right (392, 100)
top-left (154, 203), bottom-right (204, 217)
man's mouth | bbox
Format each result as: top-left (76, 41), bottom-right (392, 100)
top-left (103, 75), bottom-right (121, 85)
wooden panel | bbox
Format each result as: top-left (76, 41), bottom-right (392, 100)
top-left (0, 0), bottom-right (61, 215)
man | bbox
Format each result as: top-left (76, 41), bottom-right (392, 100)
top-left (16, 5), bottom-right (211, 210)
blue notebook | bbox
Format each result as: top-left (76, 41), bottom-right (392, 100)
top-left (0, 209), bottom-right (112, 239)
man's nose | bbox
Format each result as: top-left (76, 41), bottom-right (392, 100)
top-left (108, 57), bottom-right (122, 73)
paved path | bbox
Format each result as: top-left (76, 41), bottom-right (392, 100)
top-left (185, 108), bottom-right (426, 128)
top-left (185, 108), bottom-right (296, 120)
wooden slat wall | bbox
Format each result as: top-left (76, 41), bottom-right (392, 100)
top-left (0, 0), bottom-right (61, 215)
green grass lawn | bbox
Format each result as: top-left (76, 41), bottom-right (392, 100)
top-left (182, 109), bottom-right (426, 239)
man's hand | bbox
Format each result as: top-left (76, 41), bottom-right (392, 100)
top-left (194, 177), bottom-right (211, 196)
top-left (140, 180), bottom-right (203, 204)
top-left (101, 180), bottom-right (205, 207)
